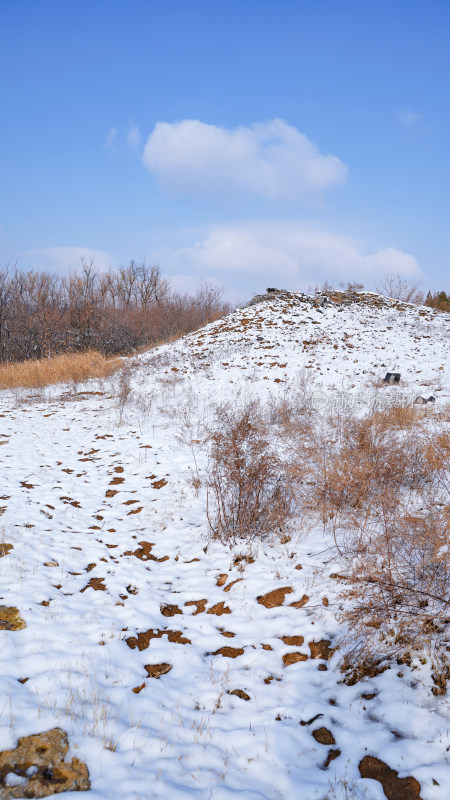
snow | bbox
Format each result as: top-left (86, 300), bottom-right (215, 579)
top-left (0, 291), bottom-right (449, 799)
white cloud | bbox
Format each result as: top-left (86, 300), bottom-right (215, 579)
top-left (25, 247), bottom-right (115, 274)
top-left (127, 125), bottom-right (141, 150)
top-left (106, 126), bottom-right (119, 150)
top-left (398, 108), bottom-right (421, 126)
top-left (142, 119), bottom-right (347, 202)
top-left (155, 222), bottom-right (421, 289)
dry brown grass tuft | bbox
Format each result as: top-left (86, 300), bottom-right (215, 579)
top-left (0, 351), bottom-right (120, 389)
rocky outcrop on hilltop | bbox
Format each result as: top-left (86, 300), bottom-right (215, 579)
top-left (246, 286), bottom-right (405, 310)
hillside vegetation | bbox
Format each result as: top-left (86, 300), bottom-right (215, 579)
top-left (0, 286), bottom-right (449, 800)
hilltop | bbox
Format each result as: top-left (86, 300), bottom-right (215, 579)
top-left (0, 289), bottom-right (448, 800)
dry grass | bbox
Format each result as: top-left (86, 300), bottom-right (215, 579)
top-left (0, 351), bottom-right (120, 389)
top-left (302, 406), bottom-right (450, 679)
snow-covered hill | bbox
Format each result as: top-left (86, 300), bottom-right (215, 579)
top-left (0, 290), bottom-right (449, 800)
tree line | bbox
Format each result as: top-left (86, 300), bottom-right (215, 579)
top-left (0, 260), bottom-right (230, 362)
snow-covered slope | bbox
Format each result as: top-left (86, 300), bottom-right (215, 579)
top-left (0, 291), bottom-right (449, 800)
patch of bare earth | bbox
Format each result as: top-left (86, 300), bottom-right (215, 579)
top-left (0, 728), bottom-right (90, 798)
top-left (257, 586), bottom-right (293, 608)
top-left (359, 756), bottom-right (422, 800)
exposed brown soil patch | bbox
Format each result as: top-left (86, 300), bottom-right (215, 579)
top-left (289, 594), bottom-right (310, 608)
top-left (145, 663), bottom-right (172, 678)
top-left (132, 682), bottom-right (145, 694)
top-left (261, 643), bottom-right (272, 650)
top-left (127, 506), bottom-right (143, 515)
top-left (0, 607), bottom-right (26, 631)
top-left (124, 541), bottom-right (169, 562)
top-left (160, 604), bottom-right (182, 617)
top-left (152, 479), bottom-right (168, 489)
top-left (85, 563), bottom-right (96, 572)
top-left (228, 689), bottom-right (250, 700)
top-left (211, 646), bottom-right (244, 658)
top-left (323, 748), bottom-right (341, 768)
top-left (207, 602), bottom-right (231, 616)
top-left (309, 640), bottom-right (333, 660)
top-left (126, 628), bottom-right (191, 650)
top-left (0, 543), bottom-right (13, 557)
top-left (312, 727), bottom-right (335, 745)
top-left (224, 578), bottom-right (243, 592)
top-left (109, 476), bottom-right (124, 486)
top-left (105, 489), bottom-right (118, 497)
top-left (216, 574), bottom-right (228, 586)
top-left (257, 586), bottom-right (293, 608)
top-left (359, 756), bottom-right (422, 800)
top-left (80, 577), bottom-right (106, 592)
top-left (0, 728), bottom-right (90, 797)
top-left (283, 652), bottom-right (307, 666)
top-left (219, 629), bottom-right (235, 638)
top-left (281, 635), bottom-right (304, 646)
top-left (185, 599), bottom-right (207, 615)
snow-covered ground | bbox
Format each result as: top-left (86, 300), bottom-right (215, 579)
top-left (0, 291), bottom-right (449, 799)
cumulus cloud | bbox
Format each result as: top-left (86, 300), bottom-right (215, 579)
top-left (25, 247), bottom-right (115, 274)
top-left (157, 223), bottom-right (421, 289)
top-left (142, 119), bottom-right (347, 202)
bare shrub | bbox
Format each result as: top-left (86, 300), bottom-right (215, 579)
top-left (309, 410), bottom-right (424, 530)
top-left (377, 274), bottom-right (424, 304)
top-left (342, 499), bottom-right (450, 668)
top-left (206, 400), bottom-right (293, 544)
top-left (304, 407), bottom-right (450, 674)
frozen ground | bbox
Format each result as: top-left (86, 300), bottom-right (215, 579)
top-left (0, 291), bottom-right (449, 799)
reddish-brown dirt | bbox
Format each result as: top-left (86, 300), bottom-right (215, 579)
top-left (80, 577), bottom-right (106, 592)
top-left (283, 652), bottom-right (308, 666)
top-left (144, 663), bottom-right (172, 678)
top-left (312, 727), bottom-right (336, 745)
top-left (211, 646), bottom-right (244, 658)
top-left (281, 635), bottom-right (304, 646)
top-left (257, 586), bottom-right (293, 608)
top-left (207, 602), bottom-right (231, 616)
top-left (309, 640), bottom-right (333, 660)
top-left (160, 604), bottom-right (182, 617)
top-left (126, 629), bottom-right (191, 651)
top-left (289, 594), bottom-right (310, 608)
top-left (359, 756), bottom-right (422, 800)
top-left (228, 689), bottom-right (250, 700)
top-left (185, 599), bottom-right (207, 615)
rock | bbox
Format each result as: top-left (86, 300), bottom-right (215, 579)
top-left (359, 755), bottom-right (422, 800)
top-left (383, 373), bottom-right (401, 384)
top-left (0, 728), bottom-right (90, 798)
top-left (414, 395), bottom-right (436, 405)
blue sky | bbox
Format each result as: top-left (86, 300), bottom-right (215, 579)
top-left (1, 0), bottom-right (449, 299)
